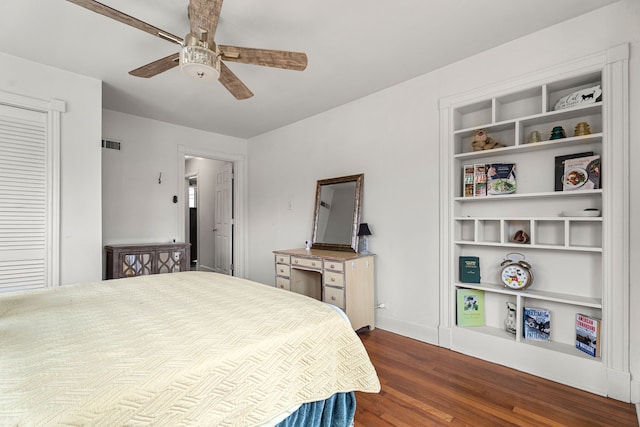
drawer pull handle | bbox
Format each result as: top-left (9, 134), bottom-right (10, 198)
top-left (280, 269), bottom-right (284, 273)
top-left (312, 262), bottom-right (316, 266)
top-left (330, 264), bottom-right (335, 268)
top-left (295, 260), bottom-right (299, 264)
top-left (331, 296), bottom-right (336, 301)
top-left (331, 277), bottom-right (335, 282)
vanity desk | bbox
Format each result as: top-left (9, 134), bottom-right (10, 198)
top-left (273, 248), bottom-right (375, 331)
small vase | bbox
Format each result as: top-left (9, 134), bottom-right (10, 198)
top-left (549, 126), bottom-right (566, 140)
top-left (574, 122), bottom-right (591, 136)
top-left (527, 130), bottom-right (542, 143)
top-left (505, 302), bottom-right (517, 334)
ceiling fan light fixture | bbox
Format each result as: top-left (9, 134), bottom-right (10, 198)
top-left (180, 45), bottom-right (220, 81)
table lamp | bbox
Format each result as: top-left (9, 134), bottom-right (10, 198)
top-left (358, 223), bottom-right (372, 254)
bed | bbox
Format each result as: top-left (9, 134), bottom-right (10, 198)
top-left (0, 271), bottom-right (380, 426)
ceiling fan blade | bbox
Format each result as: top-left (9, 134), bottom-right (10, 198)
top-left (66, 0), bottom-right (183, 45)
top-left (218, 46), bottom-right (307, 71)
top-left (188, 0), bottom-right (223, 46)
top-left (129, 53), bottom-right (180, 78)
top-left (219, 62), bottom-right (253, 100)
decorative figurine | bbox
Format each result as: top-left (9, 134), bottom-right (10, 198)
top-left (471, 129), bottom-right (504, 151)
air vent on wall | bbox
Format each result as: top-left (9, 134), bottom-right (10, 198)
top-left (101, 139), bottom-right (121, 150)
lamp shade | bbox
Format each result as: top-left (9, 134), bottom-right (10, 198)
top-left (358, 223), bottom-right (372, 236)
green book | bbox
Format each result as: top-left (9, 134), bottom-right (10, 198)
top-left (456, 288), bottom-right (485, 327)
top-left (459, 256), bottom-right (481, 283)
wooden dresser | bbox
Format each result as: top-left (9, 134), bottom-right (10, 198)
top-left (105, 242), bottom-right (190, 279)
top-left (273, 248), bottom-right (375, 331)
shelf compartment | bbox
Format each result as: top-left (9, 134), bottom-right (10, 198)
top-left (454, 122), bottom-right (516, 155)
top-left (455, 282), bottom-right (602, 308)
top-left (569, 220), bottom-right (602, 248)
top-left (504, 219), bottom-right (531, 245)
top-left (545, 72), bottom-right (602, 113)
top-left (495, 87), bottom-right (543, 122)
top-left (534, 219), bottom-right (565, 247)
top-left (453, 99), bottom-right (492, 131)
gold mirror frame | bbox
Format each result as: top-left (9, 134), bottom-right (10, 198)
top-left (311, 174), bottom-right (364, 252)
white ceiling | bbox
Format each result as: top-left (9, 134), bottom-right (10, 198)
top-left (0, 0), bottom-right (619, 138)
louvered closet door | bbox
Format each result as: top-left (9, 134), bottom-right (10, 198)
top-left (0, 104), bottom-right (48, 291)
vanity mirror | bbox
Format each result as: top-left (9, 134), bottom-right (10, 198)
top-left (311, 174), bottom-right (363, 252)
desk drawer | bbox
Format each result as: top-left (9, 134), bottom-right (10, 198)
top-left (275, 254), bottom-right (290, 264)
top-left (276, 276), bottom-right (290, 291)
top-left (275, 264), bottom-right (290, 277)
top-left (324, 271), bottom-right (344, 288)
top-left (324, 260), bottom-right (344, 272)
top-left (291, 256), bottom-right (322, 270)
top-left (324, 286), bottom-right (345, 310)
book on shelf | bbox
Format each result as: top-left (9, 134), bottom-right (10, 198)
top-left (459, 256), bottom-right (480, 283)
top-left (474, 164), bottom-right (487, 197)
top-left (463, 164), bottom-right (475, 197)
top-left (563, 154), bottom-right (601, 191)
top-left (523, 307), bottom-right (550, 341)
top-left (487, 163), bottom-right (516, 195)
top-left (576, 313), bottom-right (601, 357)
top-left (554, 151), bottom-right (594, 191)
top-left (456, 288), bottom-right (485, 327)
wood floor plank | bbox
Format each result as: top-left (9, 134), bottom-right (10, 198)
top-left (355, 329), bottom-right (638, 426)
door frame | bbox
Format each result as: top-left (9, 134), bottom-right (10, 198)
top-left (177, 145), bottom-right (246, 277)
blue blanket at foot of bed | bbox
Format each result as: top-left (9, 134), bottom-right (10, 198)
top-left (276, 392), bottom-right (356, 427)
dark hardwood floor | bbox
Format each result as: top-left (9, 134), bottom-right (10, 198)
top-left (355, 329), bottom-right (638, 426)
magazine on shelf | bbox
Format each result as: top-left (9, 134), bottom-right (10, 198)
top-left (576, 313), bottom-right (601, 357)
top-left (554, 151), bottom-right (594, 191)
top-left (523, 307), bottom-right (550, 341)
top-left (563, 154), bottom-right (600, 191)
top-left (456, 288), bottom-right (485, 327)
top-left (473, 164), bottom-right (487, 197)
top-left (463, 164), bottom-right (474, 197)
top-left (487, 163), bottom-right (516, 195)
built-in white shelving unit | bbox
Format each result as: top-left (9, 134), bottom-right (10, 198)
top-left (438, 45), bottom-right (631, 401)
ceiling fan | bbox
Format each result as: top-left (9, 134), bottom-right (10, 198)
top-left (66, 0), bottom-right (308, 99)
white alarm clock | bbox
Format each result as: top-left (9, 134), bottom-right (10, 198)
top-left (500, 252), bottom-right (533, 290)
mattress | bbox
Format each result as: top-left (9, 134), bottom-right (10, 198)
top-left (0, 271), bottom-right (380, 426)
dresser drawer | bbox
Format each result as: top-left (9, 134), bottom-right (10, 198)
top-left (324, 286), bottom-right (345, 310)
top-left (324, 271), bottom-right (344, 288)
top-left (275, 264), bottom-right (290, 277)
top-left (276, 276), bottom-right (290, 291)
top-left (324, 259), bottom-right (344, 272)
top-left (291, 256), bottom-right (322, 270)
top-left (274, 254), bottom-right (290, 264)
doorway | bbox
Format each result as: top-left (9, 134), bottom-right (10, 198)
top-left (185, 157), bottom-right (234, 275)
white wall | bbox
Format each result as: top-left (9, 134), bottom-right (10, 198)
top-left (247, 0), bottom-right (640, 399)
top-left (101, 110), bottom-right (246, 268)
top-left (0, 52), bottom-right (102, 285)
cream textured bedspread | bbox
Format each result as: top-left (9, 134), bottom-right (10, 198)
top-left (0, 271), bottom-right (380, 426)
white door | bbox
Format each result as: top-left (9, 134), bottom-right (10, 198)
top-left (0, 104), bottom-right (48, 291)
top-left (213, 162), bottom-right (233, 275)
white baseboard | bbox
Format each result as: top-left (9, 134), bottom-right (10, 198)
top-left (374, 313), bottom-right (439, 345)
top-left (631, 377), bottom-right (640, 404)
